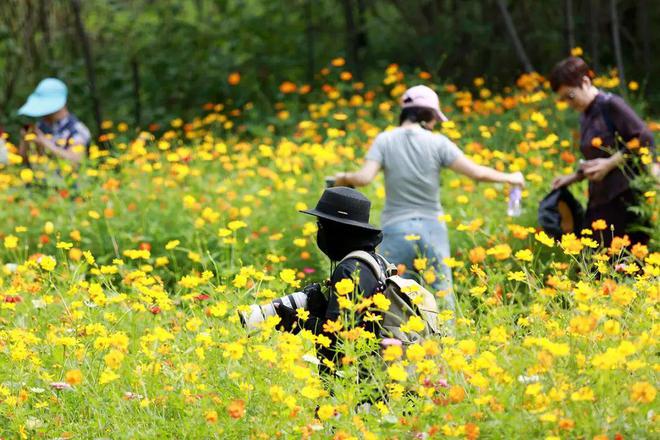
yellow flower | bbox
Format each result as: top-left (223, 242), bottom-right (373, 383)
top-left (413, 257), bottom-right (427, 271)
top-left (98, 368), bottom-right (120, 385)
top-left (104, 349), bottom-right (125, 369)
top-left (56, 241), bottom-right (73, 250)
top-left (280, 269), bottom-right (300, 288)
top-left (217, 228), bottom-right (232, 237)
top-left (227, 220), bottom-right (247, 231)
top-left (222, 342), bottom-right (244, 360)
top-left (83, 251), bottom-right (95, 265)
top-left (39, 256), bottom-right (57, 271)
top-left (488, 326), bottom-right (508, 344)
top-left (507, 271), bottom-right (526, 282)
top-left (560, 233), bottom-right (583, 255)
top-left (4, 235), bottom-right (18, 249)
top-left (317, 404), bottom-right (335, 420)
top-left (372, 293), bottom-right (391, 311)
top-left (334, 278), bottom-right (354, 296)
top-left (405, 344), bottom-right (426, 362)
top-left (486, 244), bottom-right (512, 260)
top-left (382, 345), bottom-right (403, 361)
top-left (404, 234), bottom-right (420, 241)
top-left (514, 249), bottom-right (533, 262)
top-left (443, 257), bottom-right (463, 268)
top-left (19, 168), bottom-right (34, 183)
top-left (165, 240), bottom-right (180, 250)
top-left (400, 315), bottom-right (425, 333)
top-left (387, 364), bottom-right (408, 382)
top-left (570, 387), bottom-right (595, 402)
top-left (185, 317), bottom-right (203, 332)
top-left (534, 231), bottom-right (554, 247)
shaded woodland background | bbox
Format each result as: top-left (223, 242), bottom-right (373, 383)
top-left (1, 0), bottom-right (657, 136)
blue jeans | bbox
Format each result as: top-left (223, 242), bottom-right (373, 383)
top-left (378, 217), bottom-right (455, 314)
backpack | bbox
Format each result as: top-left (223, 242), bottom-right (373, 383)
top-left (340, 250), bottom-right (441, 344)
top-left (538, 187), bottom-right (585, 239)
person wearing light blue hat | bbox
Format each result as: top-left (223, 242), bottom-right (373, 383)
top-left (18, 78), bottom-right (90, 165)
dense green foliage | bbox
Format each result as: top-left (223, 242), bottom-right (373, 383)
top-left (2, 0), bottom-right (659, 135)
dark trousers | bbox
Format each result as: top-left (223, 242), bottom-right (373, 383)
top-left (585, 189), bottom-right (650, 248)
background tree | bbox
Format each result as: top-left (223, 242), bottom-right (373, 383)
top-left (1, 0), bottom-right (658, 136)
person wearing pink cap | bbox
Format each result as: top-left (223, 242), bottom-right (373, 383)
top-left (334, 85), bottom-right (524, 321)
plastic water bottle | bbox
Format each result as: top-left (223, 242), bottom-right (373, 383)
top-left (507, 186), bottom-right (522, 217)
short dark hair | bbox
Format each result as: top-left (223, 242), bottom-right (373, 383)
top-left (399, 106), bottom-right (435, 126)
top-left (549, 57), bottom-right (593, 92)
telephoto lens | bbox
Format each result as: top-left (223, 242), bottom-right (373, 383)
top-left (239, 290), bottom-right (308, 330)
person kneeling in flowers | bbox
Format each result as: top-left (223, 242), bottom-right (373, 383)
top-left (275, 186), bottom-right (387, 371)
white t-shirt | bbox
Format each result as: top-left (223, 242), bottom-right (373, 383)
top-left (366, 125), bottom-right (463, 227)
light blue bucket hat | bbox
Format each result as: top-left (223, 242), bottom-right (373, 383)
top-left (18, 78), bottom-right (68, 117)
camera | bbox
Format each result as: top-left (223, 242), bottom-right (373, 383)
top-left (325, 176), bottom-right (336, 188)
top-left (239, 283), bottom-right (325, 330)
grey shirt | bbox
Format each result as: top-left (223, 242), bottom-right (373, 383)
top-left (366, 125), bottom-right (463, 227)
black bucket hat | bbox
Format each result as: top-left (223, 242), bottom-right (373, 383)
top-left (538, 187), bottom-right (585, 239)
top-left (300, 187), bottom-right (380, 231)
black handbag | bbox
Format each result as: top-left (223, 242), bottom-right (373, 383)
top-left (538, 187), bottom-right (585, 239)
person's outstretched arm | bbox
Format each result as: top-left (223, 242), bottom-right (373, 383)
top-left (449, 155), bottom-right (525, 186)
top-left (334, 160), bottom-right (381, 187)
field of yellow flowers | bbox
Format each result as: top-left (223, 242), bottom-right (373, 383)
top-left (0, 62), bottom-right (658, 439)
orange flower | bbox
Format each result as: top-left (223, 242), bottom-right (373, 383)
top-left (465, 423), bottom-right (480, 440)
top-left (227, 399), bottom-right (245, 419)
top-left (469, 247), bottom-right (486, 264)
top-left (419, 71), bottom-right (432, 80)
top-left (279, 81), bottom-right (297, 94)
top-left (591, 219), bottom-right (607, 231)
top-left (331, 57), bottom-right (345, 67)
top-left (631, 243), bottom-right (649, 260)
top-left (339, 71), bottom-right (352, 81)
top-left (609, 235), bottom-right (631, 255)
top-left (448, 385), bottom-right (465, 403)
top-left (65, 369), bottom-right (83, 385)
top-left (591, 137), bottom-right (603, 148)
top-left (205, 410), bottom-right (218, 423)
top-left (630, 381), bottom-right (656, 403)
top-left (227, 72), bottom-right (241, 86)
top-left (560, 151), bottom-right (576, 164)
top-left (558, 418), bottom-right (575, 430)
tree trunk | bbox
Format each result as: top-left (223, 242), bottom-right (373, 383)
top-left (356, 0), bottom-right (368, 54)
top-left (70, 0), bottom-right (103, 140)
top-left (131, 58), bottom-right (141, 128)
top-left (341, 0), bottom-right (361, 80)
top-left (305, 0), bottom-right (315, 84)
top-left (588, 0), bottom-right (600, 71)
top-left (495, 0), bottom-right (534, 73)
top-left (609, 0), bottom-right (625, 86)
top-left (565, 0), bottom-right (575, 52)
top-left (38, 0), bottom-right (52, 53)
top-left (638, 0), bottom-right (651, 84)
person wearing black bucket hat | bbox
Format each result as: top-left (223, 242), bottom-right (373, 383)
top-left (274, 186), bottom-right (386, 371)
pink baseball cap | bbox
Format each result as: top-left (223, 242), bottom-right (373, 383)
top-left (401, 85), bottom-right (448, 122)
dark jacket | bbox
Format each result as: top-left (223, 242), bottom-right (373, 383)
top-left (579, 92), bottom-right (656, 207)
